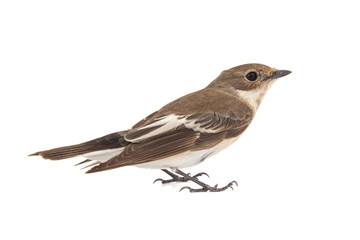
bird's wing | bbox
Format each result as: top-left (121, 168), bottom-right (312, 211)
top-left (86, 108), bottom-right (253, 173)
top-left (124, 110), bottom-right (253, 142)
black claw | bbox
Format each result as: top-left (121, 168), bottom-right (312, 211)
top-left (153, 178), bottom-right (164, 184)
top-left (229, 181), bottom-right (238, 187)
top-left (179, 186), bottom-right (191, 192)
top-left (193, 172), bottom-right (210, 179)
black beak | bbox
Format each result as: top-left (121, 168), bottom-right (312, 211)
top-left (271, 70), bottom-right (292, 79)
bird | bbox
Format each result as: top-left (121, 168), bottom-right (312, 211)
top-left (29, 63), bottom-right (291, 192)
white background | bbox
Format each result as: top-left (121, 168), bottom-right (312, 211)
top-left (1, 0), bottom-right (359, 239)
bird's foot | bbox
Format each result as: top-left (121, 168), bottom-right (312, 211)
top-left (153, 169), bottom-right (209, 184)
top-left (174, 169), bottom-right (237, 193)
top-left (180, 181), bottom-right (238, 193)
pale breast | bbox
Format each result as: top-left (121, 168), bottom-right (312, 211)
top-left (135, 136), bottom-right (240, 169)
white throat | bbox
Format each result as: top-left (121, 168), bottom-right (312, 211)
top-left (236, 81), bottom-right (275, 111)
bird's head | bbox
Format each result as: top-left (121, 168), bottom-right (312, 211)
top-left (208, 63), bottom-right (291, 91)
top-left (207, 63), bottom-right (291, 110)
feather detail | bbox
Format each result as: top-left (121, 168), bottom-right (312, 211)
top-left (29, 132), bottom-right (129, 160)
top-left (80, 161), bottom-right (101, 170)
top-left (74, 159), bottom-right (92, 166)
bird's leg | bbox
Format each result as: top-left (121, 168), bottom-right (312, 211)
top-left (174, 169), bottom-right (238, 193)
top-left (153, 169), bottom-right (209, 184)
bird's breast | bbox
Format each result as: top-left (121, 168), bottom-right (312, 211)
top-left (135, 136), bottom-right (240, 169)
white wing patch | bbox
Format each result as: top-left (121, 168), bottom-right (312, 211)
top-left (125, 114), bottom-right (220, 143)
top-left (125, 114), bottom-right (186, 142)
top-left (183, 118), bottom-right (219, 133)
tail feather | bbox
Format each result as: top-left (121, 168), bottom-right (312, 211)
top-left (29, 132), bottom-right (129, 160)
top-left (29, 144), bottom-right (96, 160)
top-left (80, 161), bottom-right (101, 170)
top-left (74, 159), bottom-right (92, 166)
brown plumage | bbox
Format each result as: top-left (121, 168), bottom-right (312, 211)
top-left (29, 132), bottom-right (129, 160)
top-left (29, 63), bottom-right (291, 176)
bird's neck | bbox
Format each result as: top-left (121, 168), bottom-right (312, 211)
top-left (235, 81), bottom-right (275, 111)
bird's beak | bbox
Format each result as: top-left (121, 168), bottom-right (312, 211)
top-left (271, 70), bottom-right (292, 79)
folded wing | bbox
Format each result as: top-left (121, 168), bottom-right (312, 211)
top-left (87, 108), bottom-right (253, 173)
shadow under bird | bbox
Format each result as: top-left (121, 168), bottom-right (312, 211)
top-left (29, 63), bottom-right (291, 192)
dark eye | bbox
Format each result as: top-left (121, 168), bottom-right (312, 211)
top-left (246, 72), bottom-right (258, 81)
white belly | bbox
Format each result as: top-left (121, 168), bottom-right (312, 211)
top-left (136, 137), bottom-right (239, 169)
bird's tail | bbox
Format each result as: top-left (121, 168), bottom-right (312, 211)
top-left (29, 132), bottom-right (129, 160)
top-left (29, 143), bottom-right (100, 160)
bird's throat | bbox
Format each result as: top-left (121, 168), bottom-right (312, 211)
top-left (236, 81), bottom-right (275, 111)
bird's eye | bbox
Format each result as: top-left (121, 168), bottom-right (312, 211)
top-left (246, 72), bottom-right (258, 81)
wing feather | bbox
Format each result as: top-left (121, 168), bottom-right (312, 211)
top-left (87, 89), bottom-right (255, 173)
top-left (86, 127), bottom-right (199, 172)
